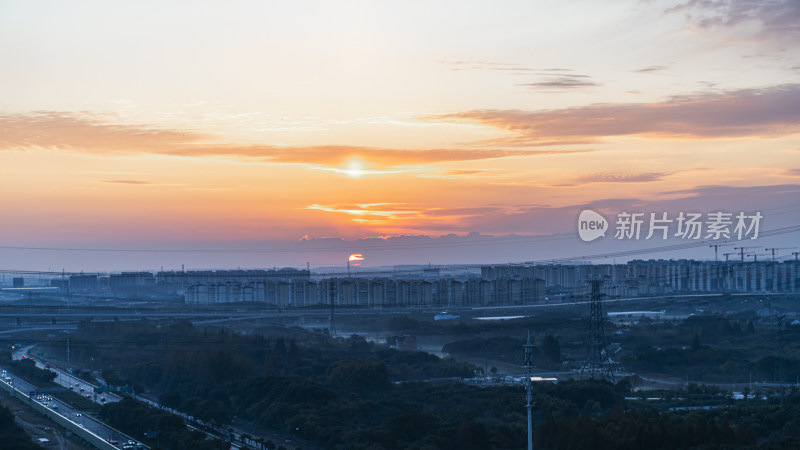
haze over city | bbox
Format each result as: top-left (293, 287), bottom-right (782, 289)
top-left (3, 3), bottom-right (800, 450)
top-left (1, 0), bottom-right (798, 271)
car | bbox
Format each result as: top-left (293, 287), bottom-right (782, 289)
top-left (75, 412), bottom-right (82, 417)
top-left (79, 387), bottom-right (84, 391)
top-left (85, 394), bottom-right (91, 398)
top-left (100, 397), bottom-right (106, 402)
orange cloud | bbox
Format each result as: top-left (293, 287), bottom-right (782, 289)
top-left (0, 111), bottom-right (588, 170)
top-left (429, 84), bottom-right (800, 145)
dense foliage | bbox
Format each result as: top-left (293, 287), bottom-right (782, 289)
top-left (53, 319), bottom-right (800, 449)
top-left (101, 398), bottom-right (225, 450)
top-left (0, 405), bottom-right (44, 450)
top-left (0, 353), bottom-right (57, 385)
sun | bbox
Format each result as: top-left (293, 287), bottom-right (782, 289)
top-left (342, 157), bottom-right (366, 178)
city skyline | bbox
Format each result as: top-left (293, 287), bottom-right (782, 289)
top-left (1, 1), bottom-right (799, 270)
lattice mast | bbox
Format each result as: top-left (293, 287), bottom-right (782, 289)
top-left (524, 330), bottom-right (534, 450)
top-left (581, 279), bottom-right (615, 382)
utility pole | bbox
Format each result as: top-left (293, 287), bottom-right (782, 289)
top-left (524, 331), bottom-right (534, 450)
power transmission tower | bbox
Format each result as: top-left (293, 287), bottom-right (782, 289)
top-left (524, 330), bottom-right (534, 450)
top-left (581, 279), bottom-right (615, 382)
top-left (328, 281), bottom-right (337, 337)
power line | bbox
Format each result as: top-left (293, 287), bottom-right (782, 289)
top-left (1, 224), bottom-right (799, 277)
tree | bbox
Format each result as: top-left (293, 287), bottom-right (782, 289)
top-left (541, 334), bottom-right (561, 365)
top-left (691, 333), bottom-right (701, 351)
top-left (101, 368), bottom-right (123, 386)
top-left (327, 360), bottom-right (391, 391)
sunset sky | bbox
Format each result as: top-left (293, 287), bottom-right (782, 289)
top-left (1, 1), bottom-right (799, 270)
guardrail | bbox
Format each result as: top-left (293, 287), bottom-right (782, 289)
top-left (1, 378), bottom-right (119, 450)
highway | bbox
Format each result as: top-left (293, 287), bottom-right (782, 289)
top-left (0, 368), bottom-right (134, 448)
top-left (3, 347), bottom-right (138, 449)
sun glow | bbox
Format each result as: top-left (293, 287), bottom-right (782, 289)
top-left (343, 157), bottom-right (366, 178)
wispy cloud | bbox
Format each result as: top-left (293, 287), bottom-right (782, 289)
top-left (666, 0), bottom-right (800, 41)
top-left (429, 84), bottom-right (800, 144)
top-left (102, 179), bottom-right (154, 185)
top-left (519, 74), bottom-right (599, 92)
top-left (577, 172), bottom-right (671, 183)
top-left (0, 111), bottom-right (202, 152)
top-left (549, 172), bottom-right (672, 188)
top-left (436, 60), bottom-right (543, 73)
top-left (438, 60), bottom-right (597, 92)
top-left (307, 203), bottom-right (513, 226)
top-left (633, 65), bottom-right (669, 73)
top-left (0, 112), bottom-right (588, 171)
top-left (307, 203), bottom-right (424, 224)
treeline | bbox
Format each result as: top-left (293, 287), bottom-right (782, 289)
top-left (0, 405), bottom-right (44, 450)
top-left (75, 320), bottom-right (800, 449)
top-left (0, 352), bottom-right (56, 385)
top-left (442, 334), bottom-right (562, 368)
top-left (619, 316), bottom-right (800, 382)
top-left (101, 398), bottom-right (225, 450)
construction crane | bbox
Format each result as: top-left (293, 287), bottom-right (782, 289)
top-left (746, 253), bottom-right (768, 262)
top-left (734, 246), bottom-right (758, 262)
top-left (722, 252), bottom-right (737, 262)
top-left (709, 243), bottom-right (730, 261)
top-left (765, 247), bottom-right (794, 262)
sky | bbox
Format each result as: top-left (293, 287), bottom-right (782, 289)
top-left (1, 0), bottom-right (799, 271)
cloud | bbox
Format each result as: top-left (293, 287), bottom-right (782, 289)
top-left (431, 184), bottom-right (800, 235)
top-left (781, 168), bottom-right (800, 177)
top-left (429, 84), bottom-right (800, 144)
top-left (437, 60), bottom-right (539, 73)
top-left (0, 111), bottom-right (202, 152)
top-left (442, 169), bottom-right (494, 177)
top-left (306, 203), bottom-right (510, 226)
top-left (519, 74), bottom-right (599, 91)
top-left (103, 179), bottom-right (154, 185)
top-left (0, 112), bottom-right (588, 169)
top-left (576, 172), bottom-right (671, 184)
top-left (633, 65), bottom-right (669, 73)
top-left (438, 61), bottom-right (597, 92)
top-left (666, 0), bottom-right (800, 41)
top-left (549, 172), bottom-right (672, 188)
top-left (307, 203), bottom-right (424, 225)
top-left (426, 207), bottom-right (502, 216)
